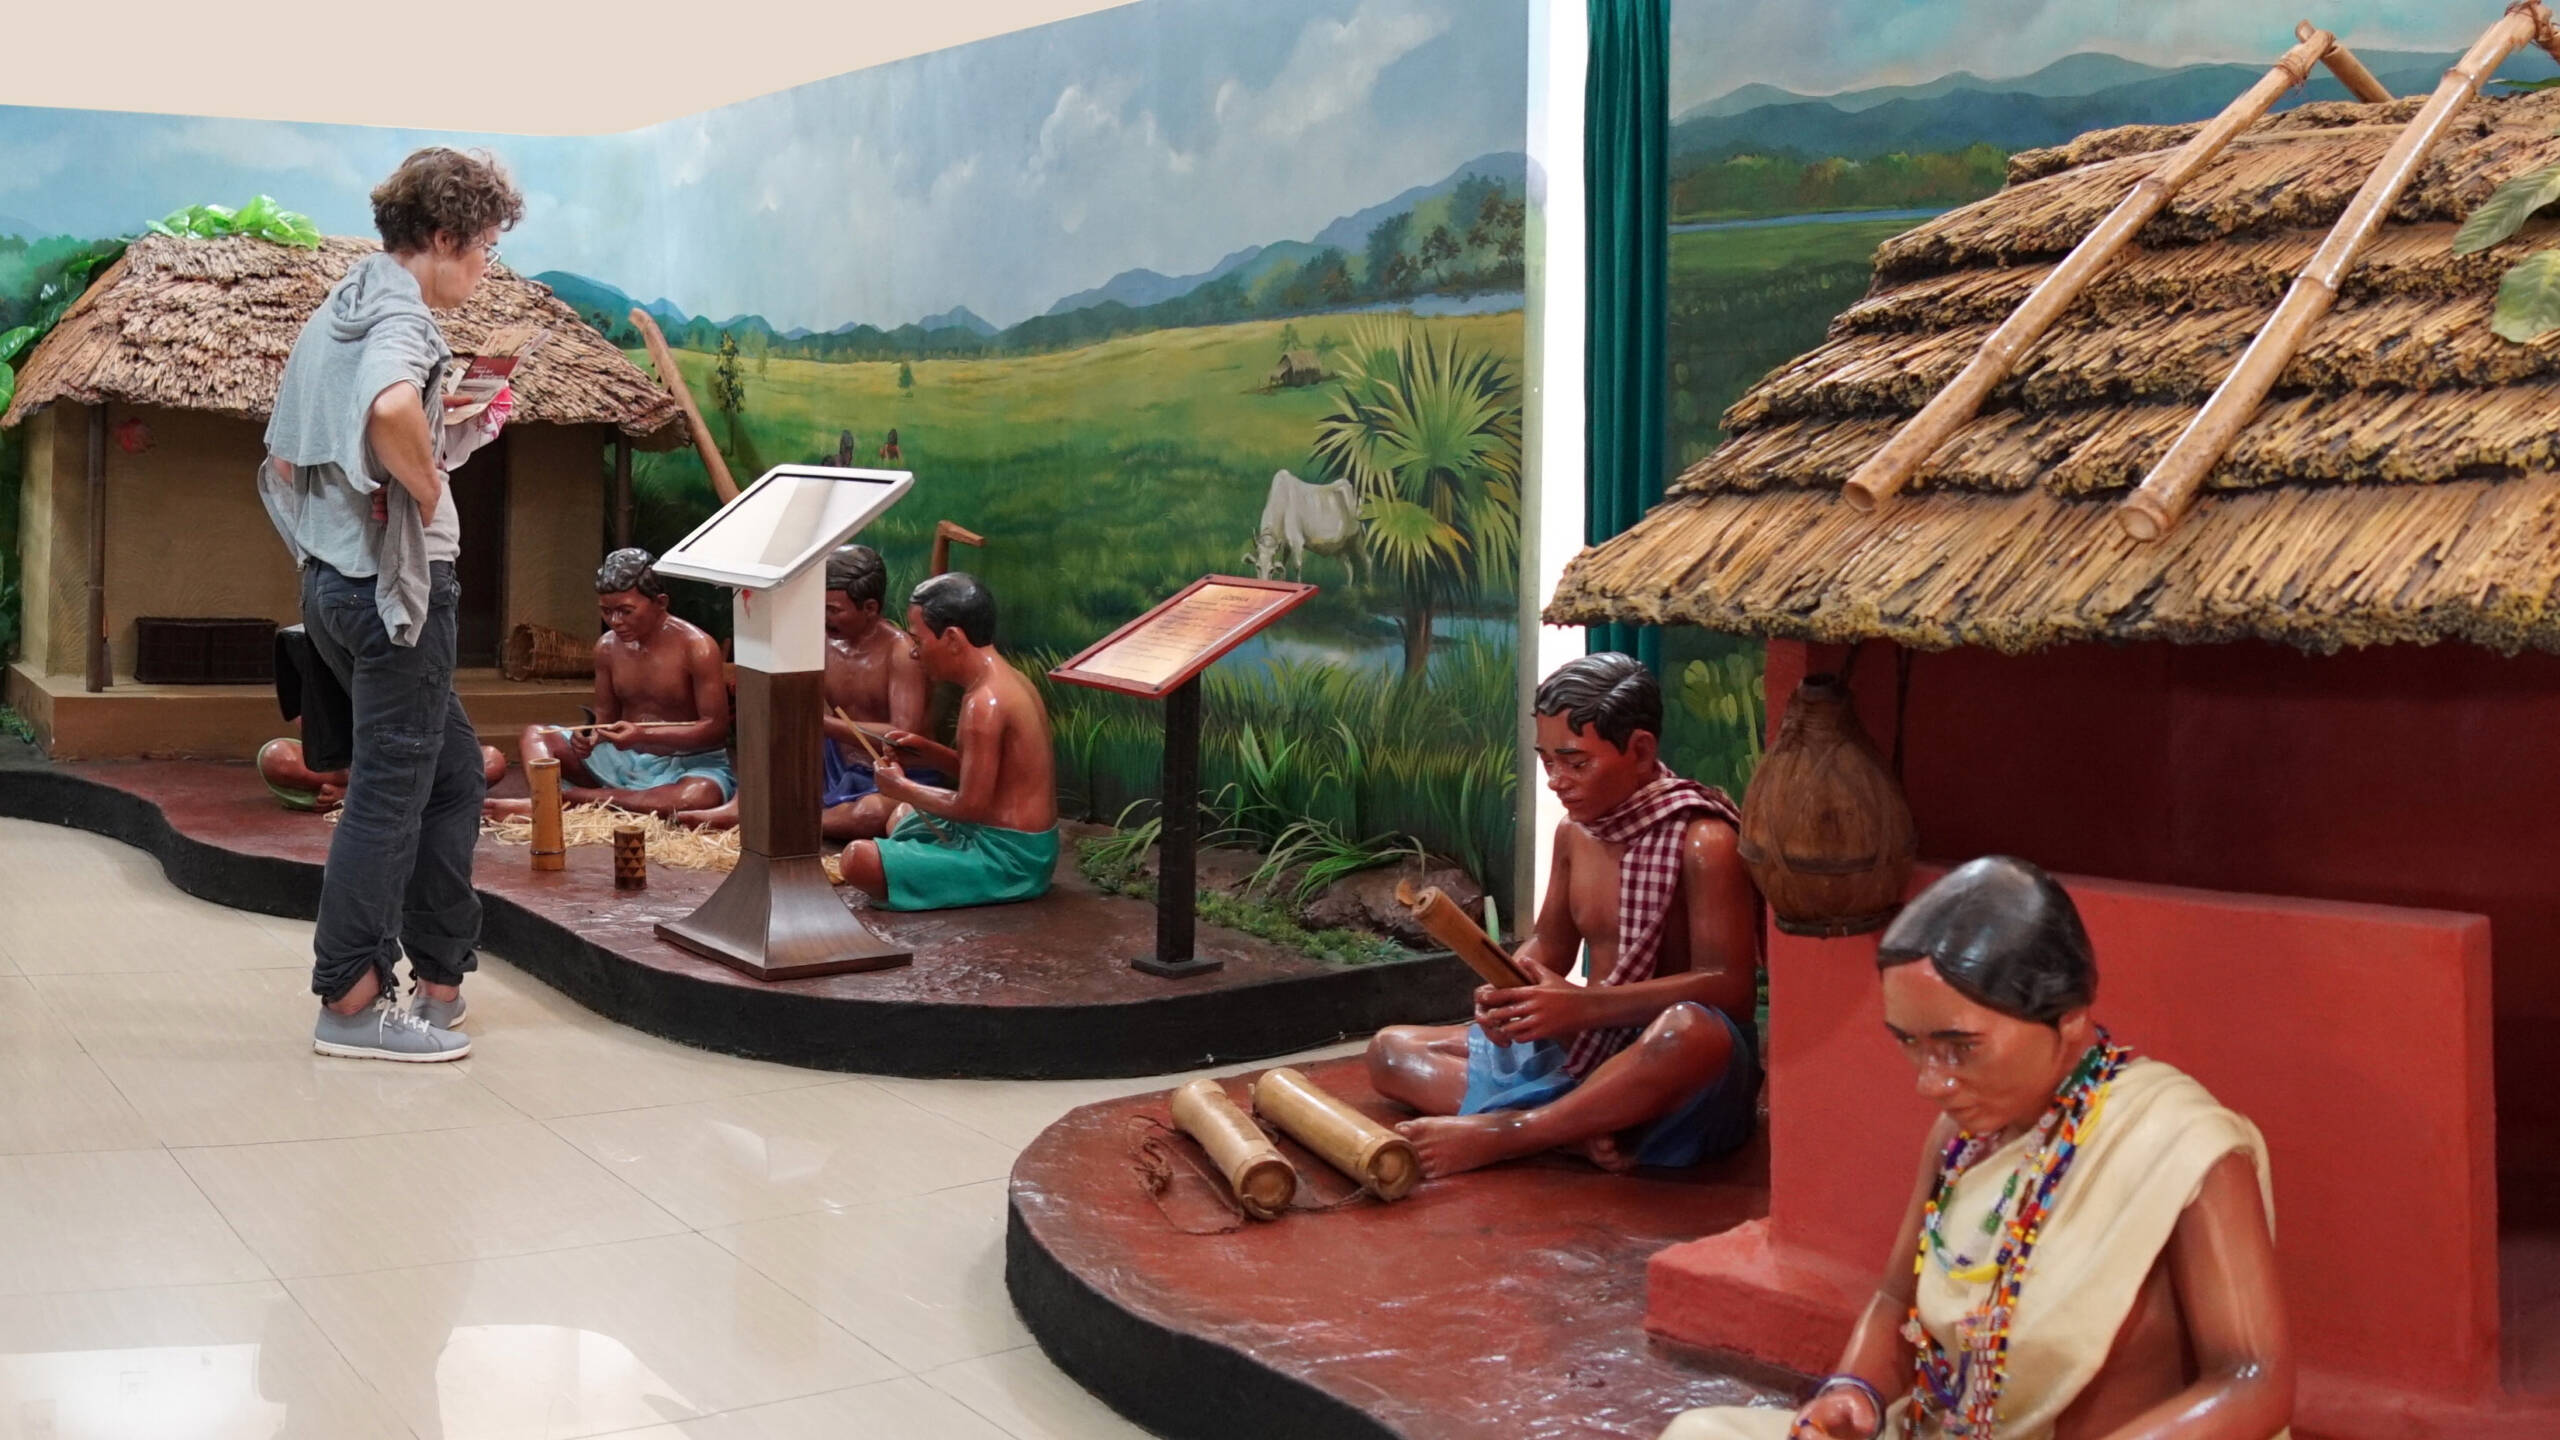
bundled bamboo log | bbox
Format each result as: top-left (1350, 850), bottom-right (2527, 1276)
top-left (1844, 25), bottom-right (2365, 512)
top-left (1252, 1068), bottom-right (1419, 1202)
top-left (527, 758), bottom-right (567, 873)
top-left (1395, 879), bottom-right (1527, 987)
top-left (2119, 4), bottom-right (2554, 541)
top-left (1168, 1079), bottom-right (1296, 1220)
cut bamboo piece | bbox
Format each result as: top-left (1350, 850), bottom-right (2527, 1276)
top-left (1395, 878), bottom-right (1528, 987)
top-left (528, 758), bottom-right (566, 872)
top-left (1168, 1079), bottom-right (1296, 1220)
top-left (931, 519), bottom-right (986, 577)
top-left (628, 308), bottom-right (741, 504)
top-left (2303, 20), bottom-right (2396, 103)
top-left (1252, 1067), bottom-right (1420, 1202)
top-left (2119, 5), bottom-right (2548, 542)
top-left (1843, 26), bottom-right (2346, 513)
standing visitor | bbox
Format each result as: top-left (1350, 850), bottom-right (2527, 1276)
top-left (257, 148), bottom-right (524, 1060)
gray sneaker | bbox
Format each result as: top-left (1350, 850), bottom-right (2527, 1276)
top-left (314, 999), bottom-right (471, 1062)
top-left (407, 980), bottom-right (467, 1031)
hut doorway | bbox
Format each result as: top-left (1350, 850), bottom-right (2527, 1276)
top-left (451, 433), bottom-right (509, 668)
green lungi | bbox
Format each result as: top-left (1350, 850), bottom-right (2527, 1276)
top-left (874, 810), bottom-right (1059, 911)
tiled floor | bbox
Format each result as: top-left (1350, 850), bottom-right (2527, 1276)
top-left (0, 817), bottom-right (1355, 1439)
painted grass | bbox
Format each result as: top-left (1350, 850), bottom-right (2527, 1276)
top-left (1667, 219), bottom-right (1912, 285)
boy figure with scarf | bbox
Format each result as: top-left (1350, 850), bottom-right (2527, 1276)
top-left (259, 148), bottom-right (523, 1062)
top-left (1368, 653), bottom-right (1763, 1176)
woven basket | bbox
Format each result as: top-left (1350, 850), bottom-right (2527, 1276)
top-left (501, 623), bottom-right (595, 682)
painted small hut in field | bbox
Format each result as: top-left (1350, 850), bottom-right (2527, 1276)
top-left (1266, 348), bottom-right (1325, 389)
top-left (2, 234), bottom-right (684, 758)
top-left (1553, 88), bottom-right (2560, 1436)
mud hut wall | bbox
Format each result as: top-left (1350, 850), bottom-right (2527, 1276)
top-left (13, 405), bottom-right (80, 674)
top-left (101, 407), bottom-right (301, 677)
top-left (501, 423), bottom-right (605, 643)
top-left (1766, 637), bottom-right (2560, 1212)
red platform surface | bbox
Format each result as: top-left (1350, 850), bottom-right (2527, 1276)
top-left (1010, 1058), bottom-right (1790, 1439)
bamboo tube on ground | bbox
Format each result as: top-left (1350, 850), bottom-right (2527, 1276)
top-left (1253, 1067), bottom-right (1420, 1202)
top-left (2305, 21), bottom-right (2395, 102)
top-left (1843, 26), bottom-right (2346, 513)
top-left (2119, 4), bottom-right (2549, 542)
top-left (1168, 1079), bottom-right (1296, 1220)
top-left (528, 758), bottom-right (566, 872)
top-left (1395, 879), bottom-right (1528, 987)
top-left (628, 308), bottom-right (740, 504)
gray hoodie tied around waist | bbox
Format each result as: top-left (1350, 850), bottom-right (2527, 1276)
top-left (259, 252), bottom-right (452, 648)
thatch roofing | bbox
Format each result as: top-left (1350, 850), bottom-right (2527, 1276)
top-left (1, 235), bottom-right (685, 445)
top-left (1547, 90), bottom-right (2560, 653)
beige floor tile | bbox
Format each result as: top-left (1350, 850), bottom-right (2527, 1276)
top-left (0, 1280), bottom-right (410, 1440)
top-left (176, 1121), bottom-right (685, 1278)
top-left (707, 1178), bottom-right (1027, 1373)
top-left (0, 1150), bottom-right (269, 1295)
top-left (549, 1081), bottom-right (1019, 1229)
top-left (924, 1347), bottom-right (1154, 1440)
top-left (1, 888), bottom-right (307, 975)
top-left (32, 968), bottom-right (324, 1061)
top-left (0, 975), bottom-right (88, 1052)
top-left (452, 970), bottom-right (839, 1122)
top-left (100, 1051), bottom-right (525, 1148)
top-left (289, 1232), bottom-right (899, 1440)
top-left (0, 1047), bottom-right (158, 1155)
top-left (596, 1376), bottom-right (1018, 1439)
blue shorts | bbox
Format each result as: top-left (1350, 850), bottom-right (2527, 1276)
top-left (581, 742), bottom-right (735, 802)
top-left (1460, 1002), bottom-right (1761, 1168)
top-left (820, 743), bottom-right (945, 807)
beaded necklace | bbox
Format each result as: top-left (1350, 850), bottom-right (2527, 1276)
top-left (1902, 1033), bottom-right (2131, 1438)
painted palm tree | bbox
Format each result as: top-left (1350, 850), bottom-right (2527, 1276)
top-left (1312, 322), bottom-right (1522, 677)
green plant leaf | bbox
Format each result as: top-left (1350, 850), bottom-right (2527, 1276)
top-left (2455, 162), bottom-right (2560, 254)
top-left (2493, 248), bottom-right (2560, 341)
top-left (0, 327), bottom-right (34, 365)
top-left (0, 360), bottom-right (14, 415)
top-left (2495, 77), bottom-right (2560, 92)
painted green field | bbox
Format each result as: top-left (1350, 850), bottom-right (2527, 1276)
top-left (635, 312), bottom-right (1529, 900)
top-left (1667, 217), bottom-right (1912, 287)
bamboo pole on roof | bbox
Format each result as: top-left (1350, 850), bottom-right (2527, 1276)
top-left (2305, 20), bottom-right (2397, 102)
top-left (2118, 3), bottom-right (2555, 543)
top-left (629, 308), bottom-right (741, 504)
top-left (1842, 25), bottom-right (2360, 512)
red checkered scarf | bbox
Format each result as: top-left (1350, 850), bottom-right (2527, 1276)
top-left (1563, 769), bottom-right (1744, 1079)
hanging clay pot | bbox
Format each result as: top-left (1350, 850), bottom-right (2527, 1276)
top-left (1738, 672), bottom-right (1916, 937)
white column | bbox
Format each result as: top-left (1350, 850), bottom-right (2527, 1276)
top-left (1518, 0), bottom-right (1589, 937)
top-left (730, 566), bottom-right (826, 673)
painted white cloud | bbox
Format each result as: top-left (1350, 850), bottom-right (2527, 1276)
top-left (1256, 0), bottom-right (1453, 140)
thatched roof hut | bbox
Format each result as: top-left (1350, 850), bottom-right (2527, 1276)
top-left (1, 235), bottom-right (683, 441)
top-left (1267, 349), bottom-right (1326, 389)
top-left (1547, 90), bottom-right (2560, 655)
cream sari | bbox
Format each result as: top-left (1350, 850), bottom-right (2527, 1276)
top-left (1662, 1060), bottom-right (2279, 1440)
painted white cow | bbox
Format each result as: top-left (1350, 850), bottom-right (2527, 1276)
top-left (1248, 468), bottom-right (1363, 582)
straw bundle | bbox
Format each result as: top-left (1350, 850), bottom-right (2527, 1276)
top-left (474, 803), bottom-right (845, 882)
top-left (1547, 83), bottom-right (2560, 654)
top-left (2, 235), bottom-right (685, 442)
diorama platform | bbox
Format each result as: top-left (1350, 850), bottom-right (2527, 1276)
top-left (1006, 1056), bottom-right (1793, 1440)
top-left (5, 660), bottom-right (588, 761)
top-left (0, 756), bottom-right (1478, 1078)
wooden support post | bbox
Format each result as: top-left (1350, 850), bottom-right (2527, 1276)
top-left (629, 308), bottom-right (739, 503)
top-left (612, 435), bottom-right (633, 551)
top-left (1843, 27), bottom-right (2346, 512)
top-left (2119, 4), bottom-right (2547, 542)
top-left (84, 405), bottom-right (107, 692)
top-left (1133, 677), bottom-right (1219, 978)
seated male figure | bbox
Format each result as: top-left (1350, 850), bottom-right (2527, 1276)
top-left (1663, 857), bottom-right (2292, 1440)
top-left (261, 735), bottom-right (505, 812)
top-left (676, 544), bottom-right (933, 838)
top-left (496, 548), bottom-right (733, 818)
top-left (1369, 652), bottom-right (1762, 1177)
top-left (838, 571), bottom-right (1059, 911)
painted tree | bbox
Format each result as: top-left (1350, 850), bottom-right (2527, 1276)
top-left (708, 331), bottom-right (747, 452)
top-left (1311, 323), bottom-right (1521, 677)
top-left (1364, 213), bottom-right (1414, 298)
top-left (897, 360), bottom-right (915, 390)
top-left (1418, 224), bottom-right (1460, 286)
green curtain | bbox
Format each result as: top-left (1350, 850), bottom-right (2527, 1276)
top-left (1584, 0), bottom-right (1669, 672)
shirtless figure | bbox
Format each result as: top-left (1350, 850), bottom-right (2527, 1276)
top-left (1663, 857), bottom-right (2292, 1440)
top-left (837, 571), bottom-right (1059, 911)
top-left (493, 548), bottom-right (733, 818)
top-left (259, 735), bottom-right (505, 812)
top-left (1368, 652), bottom-right (1762, 1178)
top-left (675, 544), bottom-right (931, 838)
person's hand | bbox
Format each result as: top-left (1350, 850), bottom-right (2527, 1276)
top-left (595, 721), bottom-right (641, 749)
top-left (871, 757), bottom-right (911, 803)
top-left (1789, 1384), bottom-right (1882, 1439)
top-left (882, 728), bottom-right (928, 759)
top-left (560, 727), bottom-right (596, 761)
top-left (1473, 958), bottom-right (1589, 1046)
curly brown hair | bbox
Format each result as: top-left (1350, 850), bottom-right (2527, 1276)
top-left (371, 148), bottom-right (525, 255)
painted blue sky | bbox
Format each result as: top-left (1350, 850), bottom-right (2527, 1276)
top-left (1671, 0), bottom-right (2495, 113)
top-left (0, 0), bottom-right (1525, 334)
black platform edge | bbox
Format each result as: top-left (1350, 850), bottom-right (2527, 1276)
top-left (1005, 1192), bottom-right (1394, 1440)
top-left (0, 763), bottom-right (1475, 1079)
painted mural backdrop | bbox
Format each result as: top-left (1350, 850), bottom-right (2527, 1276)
top-left (0, 0), bottom-right (1529, 896)
top-left (1659, 0), bottom-right (2552, 795)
